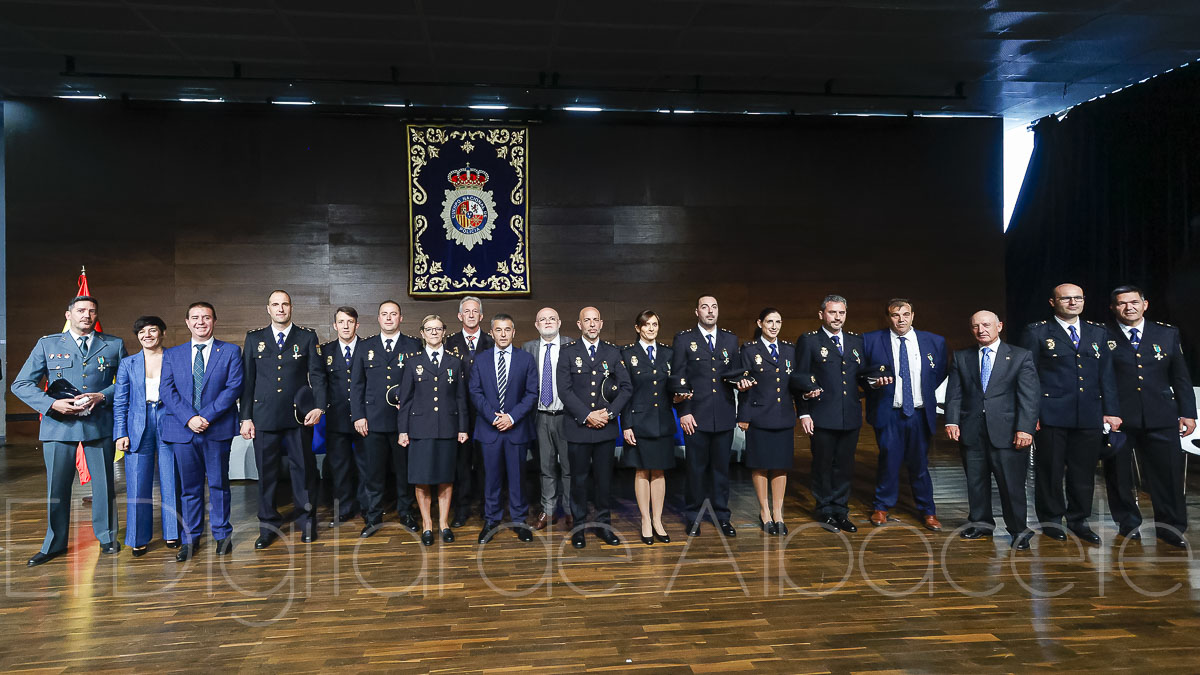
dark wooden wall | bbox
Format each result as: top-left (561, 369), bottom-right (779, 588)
top-left (4, 101), bottom-right (1003, 412)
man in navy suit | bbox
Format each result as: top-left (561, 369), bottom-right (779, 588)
top-left (161, 302), bottom-right (244, 562)
top-left (862, 298), bottom-right (947, 531)
top-left (468, 313), bottom-right (539, 544)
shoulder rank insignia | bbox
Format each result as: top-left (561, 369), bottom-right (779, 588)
top-left (257, 341), bottom-right (266, 353)
top-left (819, 346), bottom-right (829, 358)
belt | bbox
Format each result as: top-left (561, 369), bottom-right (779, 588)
top-left (537, 409), bottom-right (564, 416)
top-left (146, 400), bottom-right (164, 409)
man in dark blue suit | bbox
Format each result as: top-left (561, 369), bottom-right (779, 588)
top-left (468, 313), bottom-right (539, 544)
top-left (1019, 283), bottom-right (1121, 545)
top-left (862, 298), bottom-right (947, 531)
top-left (161, 302), bottom-right (244, 562)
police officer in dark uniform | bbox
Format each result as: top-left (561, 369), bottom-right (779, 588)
top-left (557, 306), bottom-right (632, 549)
top-left (318, 306), bottom-right (362, 527)
top-left (444, 296), bottom-right (494, 527)
top-left (619, 310), bottom-right (675, 545)
top-left (670, 294), bottom-right (750, 538)
top-left (349, 300), bottom-right (421, 537)
top-left (240, 290), bottom-right (328, 548)
top-left (1104, 285), bottom-right (1197, 548)
top-left (796, 294), bottom-right (867, 533)
top-left (1018, 283), bottom-right (1121, 545)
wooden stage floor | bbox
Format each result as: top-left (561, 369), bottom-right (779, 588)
top-left (2, 421), bottom-right (1199, 673)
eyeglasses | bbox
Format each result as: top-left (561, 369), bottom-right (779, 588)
top-left (422, 326), bottom-right (444, 333)
top-left (1056, 296), bottom-right (1085, 303)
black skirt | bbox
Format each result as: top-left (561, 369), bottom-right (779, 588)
top-left (620, 433), bottom-right (675, 470)
top-left (407, 438), bottom-right (457, 485)
top-left (744, 426), bottom-right (795, 470)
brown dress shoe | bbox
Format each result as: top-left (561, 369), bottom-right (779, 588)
top-left (923, 515), bottom-right (943, 532)
top-left (870, 510), bottom-right (888, 526)
top-left (532, 512), bottom-right (551, 531)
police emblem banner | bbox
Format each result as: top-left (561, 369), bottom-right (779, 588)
top-left (408, 125), bottom-right (530, 296)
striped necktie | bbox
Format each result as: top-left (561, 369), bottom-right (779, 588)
top-left (193, 344), bottom-right (206, 410)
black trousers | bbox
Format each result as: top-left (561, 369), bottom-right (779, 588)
top-left (1104, 425), bottom-right (1186, 533)
top-left (361, 431), bottom-right (413, 525)
top-left (683, 429), bottom-right (734, 524)
top-left (569, 441), bottom-right (615, 524)
top-left (960, 427), bottom-right (1029, 534)
top-left (1034, 426), bottom-right (1101, 528)
top-left (324, 429), bottom-right (361, 521)
top-left (452, 438), bottom-right (485, 519)
top-left (810, 427), bottom-right (859, 517)
top-left (254, 427), bottom-right (317, 535)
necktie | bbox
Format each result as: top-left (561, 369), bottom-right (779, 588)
top-left (78, 335), bottom-right (88, 355)
top-left (193, 344), bottom-right (206, 410)
top-left (1068, 324), bottom-right (1080, 350)
top-left (980, 346), bottom-right (992, 393)
top-left (344, 345), bottom-right (352, 367)
top-left (898, 336), bottom-right (915, 417)
top-left (706, 334), bottom-right (715, 352)
top-left (589, 344), bottom-right (596, 360)
top-left (1129, 328), bottom-right (1140, 349)
top-left (540, 343), bottom-right (554, 407)
top-left (385, 338), bottom-right (393, 353)
top-left (497, 350), bottom-right (508, 408)
top-left (277, 331), bottom-right (285, 349)
top-left (832, 334), bottom-right (842, 355)
top-left (468, 335), bottom-right (476, 351)
top-left (431, 351), bottom-right (440, 368)
top-left (647, 345), bottom-right (655, 362)
top-left (769, 342), bottom-right (778, 362)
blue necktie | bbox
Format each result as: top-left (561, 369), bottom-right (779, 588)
top-left (832, 334), bottom-right (842, 355)
top-left (1129, 328), bottom-right (1140, 349)
top-left (385, 338), bottom-right (393, 353)
top-left (898, 336), bottom-right (915, 417)
top-left (431, 351), bottom-right (440, 369)
top-left (589, 344), bottom-right (596, 360)
top-left (1068, 324), bottom-right (1080, 350)
top-left (193, 344), bottom-right (206, 410)
top-left (277, 331), bottom-right (285, 350)
top-left (769, 342), bottom-right (778, 362)
top-left (647, 345), bottom-right (654, 362)
top-left (980, 346), bottom-right (992, 393)
top-left (540, 343), bottom-right (554, 407)
top-left (706, 334), bottom-right (715, 352)
top-left (344, 345), bottom-right (352, 367)
top-left (497, 349), bottom-right (508, 408)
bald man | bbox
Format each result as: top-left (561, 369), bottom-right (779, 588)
top-left (1019, 284), bottom-right (1121, 545)
top-left (944, 311), bottom-right (1040, 550)
top-left (521, 307), bottom-right (574, 530)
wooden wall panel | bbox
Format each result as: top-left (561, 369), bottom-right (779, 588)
top-left (4, 101), bottom-right (1004, 414)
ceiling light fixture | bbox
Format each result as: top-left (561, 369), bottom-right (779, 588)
top-left (469, 104), bottom-right (508, 110)
top-left (179, 97), bottom-right (223, 103)
top-left (563, 106), bottom-right (602, 112)
top-left (56, 94), bottom-right (105, 100)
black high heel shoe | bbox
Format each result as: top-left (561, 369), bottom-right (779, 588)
top-left (640, 523), bottom-right (654, 545)
top-left (759, 516), bottom-right (778, 536)
top-left (164, 539), bottom-right (181, 550)
top-left (775, 520), bottom-right (788, 536)
top-left (653, 525), bottom-right (671, 544)
top-left (131, 546), bottom-right (148, 558)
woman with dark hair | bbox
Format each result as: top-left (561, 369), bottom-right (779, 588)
top-left (619, 310), bottom-right (675, 545)
top-left (737, 308), bottom-right (821, 535)
top-left (114, 315), bottom-right (181, 556)
top-left (397, 314), bottom-right (469, 546)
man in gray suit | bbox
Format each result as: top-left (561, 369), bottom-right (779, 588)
top-left (12, 295), bottom-right (127, 566)
top-left (521, 307), bottom-right (573, 530)
top-left (944, 310), bottom-right (1040, 550)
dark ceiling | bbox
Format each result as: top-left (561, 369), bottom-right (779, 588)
top-left (1, 0), bottom-right (1198, 128)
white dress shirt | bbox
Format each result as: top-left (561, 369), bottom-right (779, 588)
top-left (760, 336), bottom-right (779, 358)
top-left (1053, 315), bottom-right (1080, 340)
top-left (68, 328), bottom-right (94, 353)
top-left (537, 338), bottom-right (563, 411)
top-left (581, 336), bottom-right (601, 357)
top-left (494, 345), bottom-right (512, 375)
top-left (979, 339), bottom-right (1000, 379)
top-left (638, 339), bottom-right (656, 360)
top-left (426, 345), bottom-right (444, 364)
top-left (1119, 319), bottom-right (1145, 342)
top-left (462, 329), bottom-right (484, 352)
top-left (338, 336), bottom-right (358, 357)
top-left (890, 330), bottom-right (924, 409)
top-left (697, 324), bottom-right (717, 348)
top-left (273, 323), bottom-right (294, 344)
top-left (191, 336), bottom-right (215, 370)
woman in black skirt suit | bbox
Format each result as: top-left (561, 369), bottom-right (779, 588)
top-left (619, 310), bottom-right (676, 545)
top-left (738, 308), bottom-right (821, 535)
top-left (397, 314), bottom-right (469, 546)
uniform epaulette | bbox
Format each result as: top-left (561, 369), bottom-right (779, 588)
top-left (1086, 320), bottom-right (1102, 326)
top-left (622, 343), bottom-right (634, 349)
top-left (246, 328), bottom-right (257, 334)
top-left (41, 333), bottom-right (61, 339)
top-left (1156, 320), bottom-right (1174, 327)
top-left (806, 330), bottom-right (818, 335)
top-left (296, 324), bottom-right (315, 332)
top-left (781, 340), bottom-right (793, 346)
top-left (847, 331), bottom-right (858, 336)
top-left (743, 341), bottom-right (755, 348)
top-left (720, 328), bottom-right (735, 334)
top-left (366, 333), bottom-right (381, 340)
top-left (676, 328), bottom-right (691, 336)
top-left (658, 341), bottom-right (669, 348)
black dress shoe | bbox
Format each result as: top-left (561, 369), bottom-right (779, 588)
top-left (215, 538), bottom-right (233, 555)
top-left (478, 521), bottom-right (499, 545)
top-left (421, 530), bottom-right (434, 546)
top-left (1156, 529), bottom-right (1188, 549)
top-left (441, 528), bottom-right (455, 543)
top-left (775, 521), bottom-right (788, 536)
top-left (1012, 530), bottom-right (1034, 550)
top-left (451, 514), bottom-right (467, 528)
top-left (595, 528), bottom-right (621, 546)
top-left (762, 517), bottom-right (779, 535)
top-left (1042, 526), bottom-right (1068, 541)
top-left (302, 528), bottom-right (318, 544)
top-left (719, 521), bottom-right (736, 537)
top-left (1117, 525), bottom-right (1142, 540)
top-left (132, 546), bottom-right (148, 558)
top-left (165, 539), bottom-right (181, 550)
top-left (1069, 525), bottom-right (1101, 545)
top-left (641, 535), bottom-right (654, 545)
top-left (400, 514), bottom-right (420, 532)
top-left (175, 544), bottom-right (193, 562)
top-left (654, 531), bottom-right (671, 544)
top-left (819, 516), bottom-right (839, 533)
top-left (961, 526), bottom-right (990, 540)
top-left (686, 521), bottom-right (702, 537)
top-left (836, 517), bottom-right (858, 533)
top-left (254, 533), bottom-right (277, 550)
top-left (571, 530), bottom-right (586, 549)
top-left (360, 523), bottom-right (381, 538)
top-left (99, 542), bottom-right (119, 555)
top-left (516, 526), bottom-right (534, 543)
top-left (27, 550), bottom-right (64, 567)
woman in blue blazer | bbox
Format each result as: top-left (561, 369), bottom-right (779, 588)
top-left (114, 316), bottom-right (181, 556)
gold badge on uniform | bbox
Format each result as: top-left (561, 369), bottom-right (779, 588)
top-left (574, 356), bottom-right (583, 368)
top-left (1107, 340), bottom-right (1117, 351)
top-left (1046, 338), bottom-right (1056, 350)
top-left (754, 354), bottom-right (763, 365)
top-left (819, 346), bottom-right (829, 358)
top-left (689, 341), bottom-right (698, 352)
top-left (257, 342), bottom-right (266, 353)
top-left (326, 356), bottom-right (333, 366)
top-left (680, 377), bottom-right (686, 386)
top-left (368, 350), bottom-right (375, 361)
top-left (630, 355), bottom-right (639, 367)
top-left (415, 364), bottom-right (424, 375)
